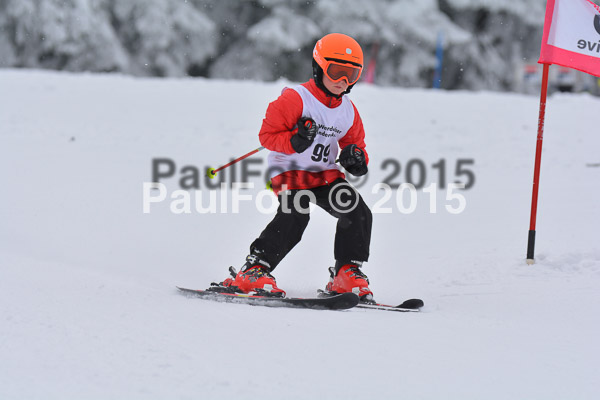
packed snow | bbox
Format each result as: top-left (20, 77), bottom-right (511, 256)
top-left (1, 70), bottom-right (599, 399)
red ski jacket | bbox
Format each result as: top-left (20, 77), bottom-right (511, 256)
top-left (259, 79), bottom-right (368, 194)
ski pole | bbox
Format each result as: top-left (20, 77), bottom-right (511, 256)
top-left (207, 120), bottom-right (316, 178)
top-left (206, 146), bottom-right (265, 178)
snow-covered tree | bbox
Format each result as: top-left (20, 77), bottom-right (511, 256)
top-left (0, 0), bottom-right (127, 72)
top-left (108, 0), bottom-right (217, 76)
top-left (206, 0), bottom-right (320, 81)
top-left (0, 0), bottom-right (217, 76)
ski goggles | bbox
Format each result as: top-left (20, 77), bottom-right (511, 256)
top-left (323, 60), bottom-right (362, 85)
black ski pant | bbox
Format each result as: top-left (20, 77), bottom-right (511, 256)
top-left (250, 178), bottom-right (372, 270)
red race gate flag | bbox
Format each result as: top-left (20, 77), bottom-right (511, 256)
top-left (527, 0), bottom-right (600, 264)
top-left (539, 0), bottom-right (600, 77)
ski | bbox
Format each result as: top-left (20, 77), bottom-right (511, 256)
top-left (355, 298), bottom-right (424, 313)
top-left (177, 287), bottom-right (359, 311)
top-left (317, 289), bottom-right (424, 312)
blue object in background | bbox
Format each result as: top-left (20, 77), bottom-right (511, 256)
top-left (433, 31), bottom-right (444, 89)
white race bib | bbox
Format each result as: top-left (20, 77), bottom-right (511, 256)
top-left (267, 85), bottom-right (355, 179)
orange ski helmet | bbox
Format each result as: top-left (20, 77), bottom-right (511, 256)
top-left (313, 33), bottom-right (363, 86)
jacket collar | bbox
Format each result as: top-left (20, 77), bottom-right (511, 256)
top-left (304, 79), bottom-right (343, 108)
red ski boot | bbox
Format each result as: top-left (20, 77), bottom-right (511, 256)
top-left (217, 251), bottom-right (286, 297)
top-left (325, 263), bottom-right (374, 303)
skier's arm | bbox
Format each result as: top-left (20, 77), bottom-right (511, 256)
top-left (339, 102), bottom-right (369, 165)
top-left (258, 89), bottom-right (303, 154)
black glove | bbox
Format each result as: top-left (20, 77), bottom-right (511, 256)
top-left (290, 117), bottom-right (317, 153)
top-left (339, 144), bottom-right (368, 176)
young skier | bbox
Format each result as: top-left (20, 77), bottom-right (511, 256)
top-left (215, 33), bottom-right (374, 302)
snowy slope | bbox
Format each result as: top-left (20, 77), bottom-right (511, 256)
top-left (1, 70), bottom-right (599, 399)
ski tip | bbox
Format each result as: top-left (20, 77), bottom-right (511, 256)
top-left (315, 291), bottom-right (360, 309)
top-left (397, 298), bottom-right (424, 310)
top-left (338, 292), bottom-right (361, 309)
